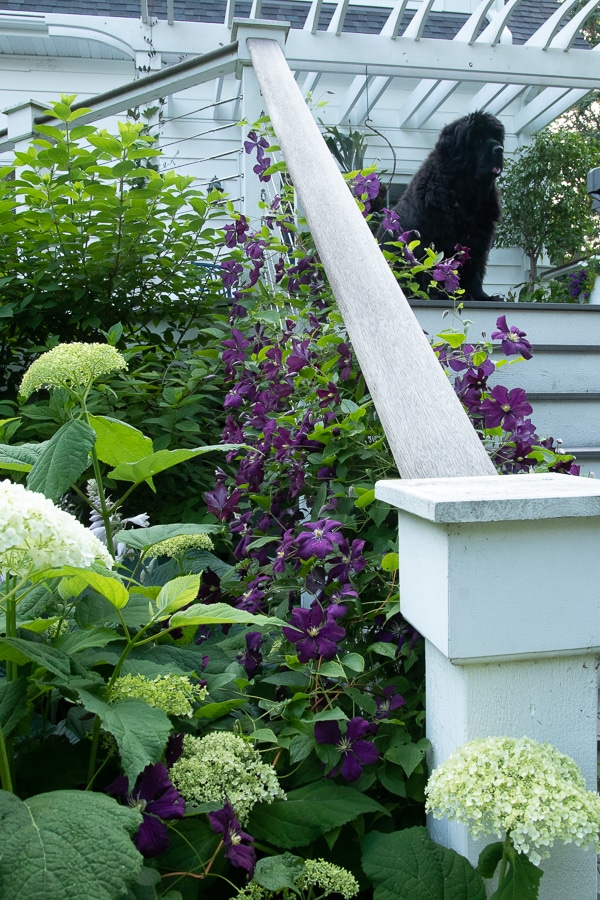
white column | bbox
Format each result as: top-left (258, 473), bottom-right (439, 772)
top-left (375, 472), bottom-right (600, 900)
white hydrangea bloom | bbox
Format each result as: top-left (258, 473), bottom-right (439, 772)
top-left (170, 732), bottom-right (285, 823)
top-left (19, 342), bottom-right (127, 399)
top-left (0, 479), bottom-right (113, 576)
top-left (425, 736), bottom-right (600, 866)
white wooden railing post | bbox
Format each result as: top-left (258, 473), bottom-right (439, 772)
top-left (376, 473), bottom-right (600, 899)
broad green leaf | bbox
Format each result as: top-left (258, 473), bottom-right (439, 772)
top-left (89, 415), bottom-right (153, 467)
top-left (361, 827), bottom-right (487, 900)
top-left (0, 441), bottom-right (42, 473)
top-left (0, 677), bottom-right (29, 738)
top-left (487, 845), bottom-right (542, 900)
top-left (477, 841), bottom-right (504, 879)
top-left (55, 627), bottom-right (123, 655)
top-left (0, 789), bottom-right (143, 900)
top-left (156, 575), bottom-right (201, 617)
top-left (27, 420), bottom-right (95, 500)
top-left (76, 691), bottom-right (171, 784)
top-left (253, 854), bottom-right (305, 892)
top-left (114, 523), bottom-right (221, 553)
top-left (56, 567), bottom-right (129, 609)
top-left (249, 782), bottom-right (388, 848)
top-left (0, 638), bottom-right (71, 678)
top-left (170, 602), bottom-right (285, 629)
top-left (108, 443), bottom-right (242, 486)
top-left (437, 330), bottom-right (467, 349)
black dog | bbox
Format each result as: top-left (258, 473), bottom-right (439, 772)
top-left (379, 111), bottom-right (504, 301)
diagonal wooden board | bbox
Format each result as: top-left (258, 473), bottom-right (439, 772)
top-left (246, 37), bottom-right (497, 480)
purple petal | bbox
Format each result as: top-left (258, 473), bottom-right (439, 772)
top-left (134, 815), bottom-right (171, 858)
top-left (314, 720), bottom-right (343, 745)
top-left (340, 753), bottom-right (363, 782)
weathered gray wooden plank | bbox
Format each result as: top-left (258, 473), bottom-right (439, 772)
top-left (246, 36), bottom-right (496, 479)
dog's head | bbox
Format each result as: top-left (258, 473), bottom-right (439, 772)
top-left (436, 111), bottom-right (504, 180)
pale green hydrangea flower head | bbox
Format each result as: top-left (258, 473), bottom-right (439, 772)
top-left (20, 342), bottom-right (127, 399)
top-left (425, 735), bottom-right (600, 866)
top-left (170, 732), bottom-right (285, 823)
top-left (142, 533), bottom-right (214, 561)
top-left (108, 673), bottom-right (207, 717)
top-left (0, 479), bottom-right (113, 576)
top-left (298, 859), bottom-right (359, 899)
top-left (236, 860), bottom-right (359, 900)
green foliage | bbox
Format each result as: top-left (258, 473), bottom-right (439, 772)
top-left (0, 789), bottom-right (143, 899)
top-left (0, 94), bottom-right (228, 401)
top-left (361, 827), bottom-right (487, 900)
top-left (495, 128), bottom-right (600, 280)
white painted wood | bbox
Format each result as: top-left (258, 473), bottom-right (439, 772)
top-left (376, 471), bottom-right (600, 523)
top-left (246, 35), bottom-right (497, 479)
top-left (377, 474), bottom-right (600, 897)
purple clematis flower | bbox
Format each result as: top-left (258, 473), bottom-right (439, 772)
top-left (374, 686), bottom-right (406, 719)
top-left (314, 716), bottom-right (379, 782)
top-left (223, 216), bottom-right (250, 248)
top-left (432, 260), bottom-right (460, 293)
top-left (492, 315), bottom-right (533, 360)
top-left (106, 763), bottom-right (186, 858)
top-left (479, 385), bottom-right (533, 431)
top-left (296, 519), bottom-right (344, 560)
top-left (221, 258), bottom-right (244, 289)
top-left (282, 600), bottom-right (346, 663)
top-left (381, 207), bottom-right (401, 236)
top-left (208, 802), bottom-right (256, 873)
top-left (238, 631), bottom-right (264, 677)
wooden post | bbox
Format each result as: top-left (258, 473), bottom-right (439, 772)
top-left (242, 31), bottom-right (496, 481)
top-left (376, 473), bottom-right (600, 899)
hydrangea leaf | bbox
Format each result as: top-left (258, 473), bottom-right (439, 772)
top-left (55, 566), bottom-right (129, 609)
top-left (361, 827), bottom-right (487, 900)
top-left (88, 414), bottom-right (154, 467)
top-left (249, 782), bottom-right (388, 848)
top-left (26, 419), bottom-right (96, 500)
top-left (253, 853), bottom-right (306, 891)
top-left (0, 441), bottom-right (43, 473)
top-left (0, 637), bottom-right (71, 678)
top-left (0, 789), bottom-right (143, 900)
top-left (0, 676), bottom-right (29, 738)
top-left (487, 845), bottom-right (542, 900)
top-left (155, 575), bottom-right (201, 617)
top-left (114, 523), bottom-right (221, 552)
top-left (108, 444), bottom-right (242, 486)
top-left (75, 691), bottom-right (171, 784)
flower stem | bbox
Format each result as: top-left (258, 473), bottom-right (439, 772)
top-left (89, 444), bottom-right (116, 559)
top-left (497, 833), bottom-right (512, 886)
top-left (0, 724), bottom-right (13, 792)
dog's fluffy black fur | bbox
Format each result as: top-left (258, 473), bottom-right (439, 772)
top-left (379, 111), bottom-right (504, 301)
